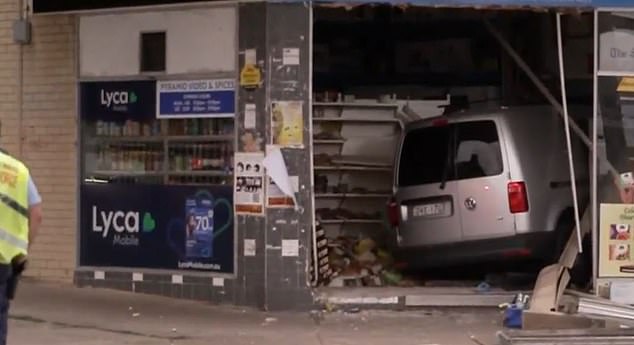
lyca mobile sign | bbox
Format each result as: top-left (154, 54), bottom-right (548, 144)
top-left (156, 78), bottom-right (236, 119)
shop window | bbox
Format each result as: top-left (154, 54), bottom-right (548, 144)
top-left (140, 31), bottom-right (166, 73)
top-left (80, 81), bottom-right (235, 187)
top-left (78, 80), bottom-right (236, 275)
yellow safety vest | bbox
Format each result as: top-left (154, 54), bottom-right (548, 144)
top-left (0, 152), bottom-right (29, 264)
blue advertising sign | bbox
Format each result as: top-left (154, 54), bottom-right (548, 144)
top-left (80, 80), bottom-right (156, 122)
top-left (157, 79), bottom-right (236, 119)
top-left (80, 184), bottom-right (234, 274)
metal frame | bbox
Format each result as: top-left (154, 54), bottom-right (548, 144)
top-left (593, 7), bottom-right (634, 291)
top-left (74, 3), bottom-right (240, 279)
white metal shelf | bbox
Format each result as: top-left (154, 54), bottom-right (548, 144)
top-left (313, 102), bottom-right (399, 108)
top-left (312, 98), bottom-right (400, 237)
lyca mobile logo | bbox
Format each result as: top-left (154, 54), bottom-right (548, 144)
top-left (100, 90), bottom-right (138, 108)
top-left (92, 206), bottom-right (155, 246)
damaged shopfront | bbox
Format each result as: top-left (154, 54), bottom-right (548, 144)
top-left (30, 0), bottom-right (634, 312)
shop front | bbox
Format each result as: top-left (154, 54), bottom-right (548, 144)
top-left (32, 0), bottom-right (634, 312)
top-left (79, 79), bottom-right (236, 274)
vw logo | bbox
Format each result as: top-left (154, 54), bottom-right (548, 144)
top-left (465, 197), bottom-right (477, 210)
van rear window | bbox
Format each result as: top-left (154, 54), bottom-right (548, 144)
top-left (398, 120), bottom-right (503, 187)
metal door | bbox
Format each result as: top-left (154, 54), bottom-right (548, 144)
top-left (455, 120), bottom-right (515, 240)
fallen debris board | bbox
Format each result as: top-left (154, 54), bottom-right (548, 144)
top-left (578, 297), bottom-right (634, 321)
top-left (498, 328), bottom-right (634, 345)
top-left (521, 310), bottom-right (595, 330)
top-left (317, 287), bottom-right (525, 308)
top-left (529, 263), bottom-right (566, 313)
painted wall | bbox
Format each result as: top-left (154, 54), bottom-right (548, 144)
top-left (79, 7), bottom-right (236, 77)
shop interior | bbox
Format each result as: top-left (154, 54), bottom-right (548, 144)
top-left (82, 117), bottom-right (235, 186)
top-left (310, 6), bottom-right (597, 292)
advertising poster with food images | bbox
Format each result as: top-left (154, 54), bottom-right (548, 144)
top-left (271, 101), bottom-right (304, 148)
top-left (599, 203), bottom-right (634, 277)
top-left (234, 153), bottom-right (264, 215)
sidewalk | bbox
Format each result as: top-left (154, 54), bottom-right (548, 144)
top-left (8, 280), bottom-right (504, 345)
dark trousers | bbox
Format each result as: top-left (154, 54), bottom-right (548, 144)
top-left (0, 265), bottom-right (12, 345)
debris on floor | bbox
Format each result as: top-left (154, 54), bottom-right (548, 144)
top-left (498, 289), bottom-right (634, 343)
top-left (316, 233), bottom-right (416, 288)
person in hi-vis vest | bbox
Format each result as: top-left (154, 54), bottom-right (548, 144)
top-left (0, 148), bottom-right (42, 345)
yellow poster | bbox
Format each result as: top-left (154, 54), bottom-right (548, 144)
top-left (271, 101), bottom-right (303, 148)
top-left (599, 203), bottom-right (634, 277)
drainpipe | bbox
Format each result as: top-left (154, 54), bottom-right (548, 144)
top-left (16, 0), bottom-right (25, 157)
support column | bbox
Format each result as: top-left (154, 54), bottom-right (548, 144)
top-left (234, 2), bottom-right (268, 308)
top-left (235, 2), bottom-right (313, 311)
top-left (263, 2), bottom-right (313, 311)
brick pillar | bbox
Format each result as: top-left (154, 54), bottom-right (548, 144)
top-left (0, 2), bottom-right (77, 283)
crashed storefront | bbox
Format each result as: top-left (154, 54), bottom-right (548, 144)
top-left (26, 0), bottom-right (634, 322)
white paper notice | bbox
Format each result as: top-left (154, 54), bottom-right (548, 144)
top-left (245, 104), bottom-right (256, 129)
top-left (244, 239), bottom-right (256, 257)
top-left (245, 48), bottom-right (257, 65)
top-left (283, 48), bottom-right (300, 66)
top-left (235, 153), bottom-right (264, 215)
top-left (290, 175), bottom-right (299, 192)
top-left (282, 239), bottom-right (299, 257)
top-left (263, 146), bottom-right (298, 209)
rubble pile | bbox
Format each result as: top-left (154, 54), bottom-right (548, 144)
top-left (323, 236), bottom-right (415, 288)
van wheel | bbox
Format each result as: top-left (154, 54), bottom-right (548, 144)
top-left (552, 209), bottom-right (574, 263)
top-left (552, 210), bottom-right (591, 288)
top-left (569, 235), bottom-right (592, 289)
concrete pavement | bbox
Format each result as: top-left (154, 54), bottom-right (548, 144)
top-left (7, 279), bottom-right (504, 345)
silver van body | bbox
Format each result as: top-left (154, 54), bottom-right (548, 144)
top-left (391, 105), bottom-right (589, 269)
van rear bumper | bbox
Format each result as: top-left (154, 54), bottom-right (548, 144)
top-left (393, 231), bottom-right (558, 270)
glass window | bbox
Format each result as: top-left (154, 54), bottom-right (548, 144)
top-left (140, 32), bottom-right (166, 73)
top-left (82, 118), bottom-right (235, 186)
top-left (397, 120), bottom-right (502, 187)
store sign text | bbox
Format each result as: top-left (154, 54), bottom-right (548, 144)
top-left (157, 78), bottom-right (235, 119)
top-left (91, 206), bottom-right (155, 246)
top-left (100, 90), bottom-right (138, 111)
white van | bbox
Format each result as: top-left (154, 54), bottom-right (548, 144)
top-left (388, 104), bottom-right (589, 271)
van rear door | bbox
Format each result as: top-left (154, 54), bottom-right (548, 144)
top-left (454, 120), bottom-right (514, 240)
top-left (395, 124), bottom-right (463, 246)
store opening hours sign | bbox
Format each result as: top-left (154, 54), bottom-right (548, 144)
top-left (157, 79), bottom-right (236, 119)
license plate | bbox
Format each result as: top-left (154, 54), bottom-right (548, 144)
top-left (412, 203), bottom-right (443, 217)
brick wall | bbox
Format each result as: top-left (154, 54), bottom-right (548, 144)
top-left (0, 1), bottom-right (77, 282)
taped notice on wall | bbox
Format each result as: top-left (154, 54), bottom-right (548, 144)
top-left (263, 146), bottom-right (298, 209)
top-left (234, 152), bottom-right (264, 215)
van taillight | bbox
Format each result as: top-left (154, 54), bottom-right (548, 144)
top-left (508, 181), bottom-right (529, 214)
top-left (432, 118), bottom-right (449, 127)
top-left (387, 198), bottom-right (399, 227)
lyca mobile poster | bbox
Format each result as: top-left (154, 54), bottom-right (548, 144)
top-left (80, 184), bottom-right (234, 274)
